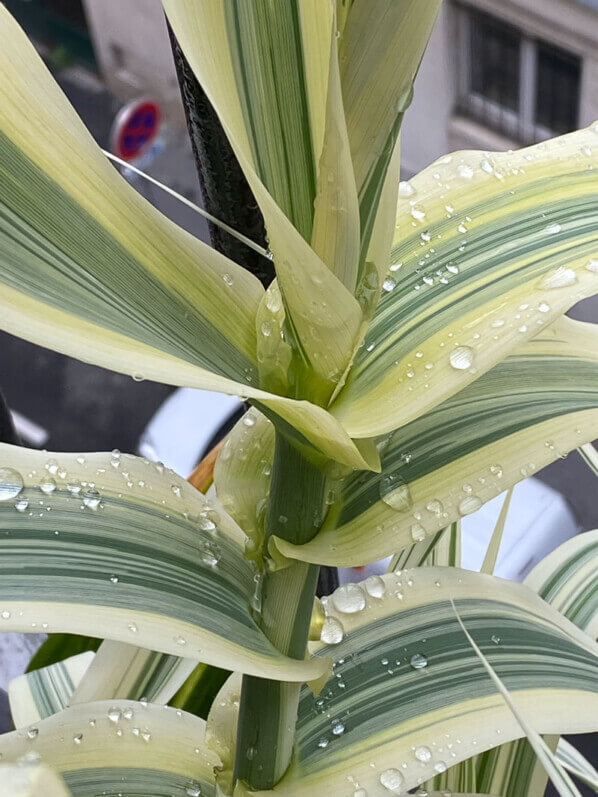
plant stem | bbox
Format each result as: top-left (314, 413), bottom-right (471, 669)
top-left (234, 433), bottom-right (327, 790)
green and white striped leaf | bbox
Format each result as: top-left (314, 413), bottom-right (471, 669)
top-left (0, 6), bottom-right (265, 396)
top-left (0, 7), bottom-right (379, 470)
top-left (270, 569), bottom-right (598, 796)
top-left (9, 652), bottom-right (94, 728)
top-left (0, 700), bottom-right (219, 797)
top-left (389, 521), bottom-right (461, 571)
top-left (162, 0), bottom-right (363, 402)
top-left (0, 764), bottom-right (72, 797)
top-left (69, 641), bottom-right (196, 707)
top-left (451, 599), bottom-right (582, 797)
top-left (339, 0), bottom-right (441, 257)
top-left (432, 530), bottom-right (598, 795)
top-left (0, 444), bottom-right (327, 683)
top-left (277, 318), bottom-right (598, 565)
top-left (331, 125), bottom-right (598, 438)
top-left (525, 529), bottom-right (598, 639)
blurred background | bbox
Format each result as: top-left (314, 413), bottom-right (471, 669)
top-left (1, 0), bottom-right (596, 523)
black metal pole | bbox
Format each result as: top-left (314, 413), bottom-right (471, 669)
top-left (166, 21), bottom-right (274, 288)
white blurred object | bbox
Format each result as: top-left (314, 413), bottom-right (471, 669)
top-left (140, 388), bottom-right (580, 583)
top-left (139, 387), bottom-right (241, 477)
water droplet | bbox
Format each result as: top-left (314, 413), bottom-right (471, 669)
top-left (480, 158), bottom-right (493, 174)
top-left (222, 273), bottom-right (234, 287)
top-left (586, 258), bottom-right (598, 273)
top-left (379, 474), bottom-right (412, 511)
top-left (382, 276), bottom-right (396, 292)
top-left (0, 467), bottom-right (23, 503)
top-left (73, 733), bottom-right (83, 745)
top-left (332, 584), bottom-right (366, 614)
top-left (364, 575), bottom-right (386, 599)
top-left (491, 634), bottom-right (500, 644)
top-left (1, 610), bottom-right (10, 620)
top-left (325, 489), bottom-right (337, 506)
top-left (354, 789), bottom-right (367, 797)
top-left (434, 760), bottom-right (447, 773)
top-left (545, 222), bottom-right (562, 235)
top-left (318, 737), bottom-right (329, 748)
top-left (458, 495), bottom-right (482, 515)
top-left (410, 653), bottom-right (428, 670)
top-left (411, 523), bottom-right (426, 542)
top-left (200, 541), bottom-right (221, 567)
top-left (425, 499), bottom-right (443, 516)
top-left (332, 721), bottom-right (345, 735)
top-left (15, 498), bottom-right (29, 513)
top-left (67, 480), bottom-right (81, 495)
top-left (541, 266), bottom-right (577, 289)
top-left (380, 768), bottom-right (404, 791)
top-left (186, 782), bottom-right (202, 796)
top-left (26, 727), bottom-right (39, 740)
top-left (38, 478), bottom-right (56, 494)
top-left (82, 488), bottom-right (101, 509)
top-left (538, 301), bottom-right (550, 313)
top-left (398, 181), bottom-right (415, 197)
top-left (109, 575), bottom-right (119, 584)
top-left (457, 164), bottom-right (474, 179)
top-left (320, 616), bottom-right (345, 644)
top-left (411, 206), bottom-right (426, 222)
top-left (107, 707), bottom-right (121, 723)
top-left (198, 516), bottom-right (216, 532)
top-left (415, 745), bottom-right (432, 762)
top-left (449, 346), bottom-right (474, 370)
top-left (171, 485), bottom-right (181, 498)
top-left (490, 464), bottom-right (503, 478)
top-left (128, 623), bottom-right (138, 634)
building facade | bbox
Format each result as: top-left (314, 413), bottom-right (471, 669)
top-left (402, 0), bottom-right (598, 175)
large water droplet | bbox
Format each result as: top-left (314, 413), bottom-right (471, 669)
top-left (382, 276), bottom-right (396, 292)
top-left (411, 206), bottom-right (426, 222)
top-left (38, 478), bottom-right (56, 494)
top-left (415, 745), bottom-right (432, 762)
top-left (320, 616), bottom-right (344, 644)
top-left (332, 584), bottom-right (366, 614)
top-left (434, 760), bottom-right (447, 773)
top-left (82, 488), bottom-right (101, 509)
top-left (411, 523), bottom-right (426, 542)
top-left (410, 653), bottom-right (428, 670)
top-left (541, 266), bottom-right (577, 289)
top-left (331, 721), bottom-right (345, 736)
top-left (458, 495), bottom-right (482, 516)
top-left (545, 222), bottom-right (562, 234)
top-left (0, 468), bottom-right (24, 502)
top-left (364, 575), bottom-right (386, 599)
top-left (380, 768), bottom-right (404, 792)
top-left (425, 499), bottom-right (443, 516)
top-left (379, 474), bottom-right (412, 511)
top-left (107, 707), bottom-right (121, 723)
top-left (185, 782), bottom-right (202, 797)
top-left (449, 346), bottom-right (474, 370)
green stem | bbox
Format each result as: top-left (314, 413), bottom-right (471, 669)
top-left (234, 433), bottom-right (327, 790)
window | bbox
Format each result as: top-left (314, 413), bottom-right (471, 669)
top-left (457, 6), bottom-right (581, 143)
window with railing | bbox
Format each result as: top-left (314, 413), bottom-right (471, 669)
top-left (456, 5), bottom-right (581, 143)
